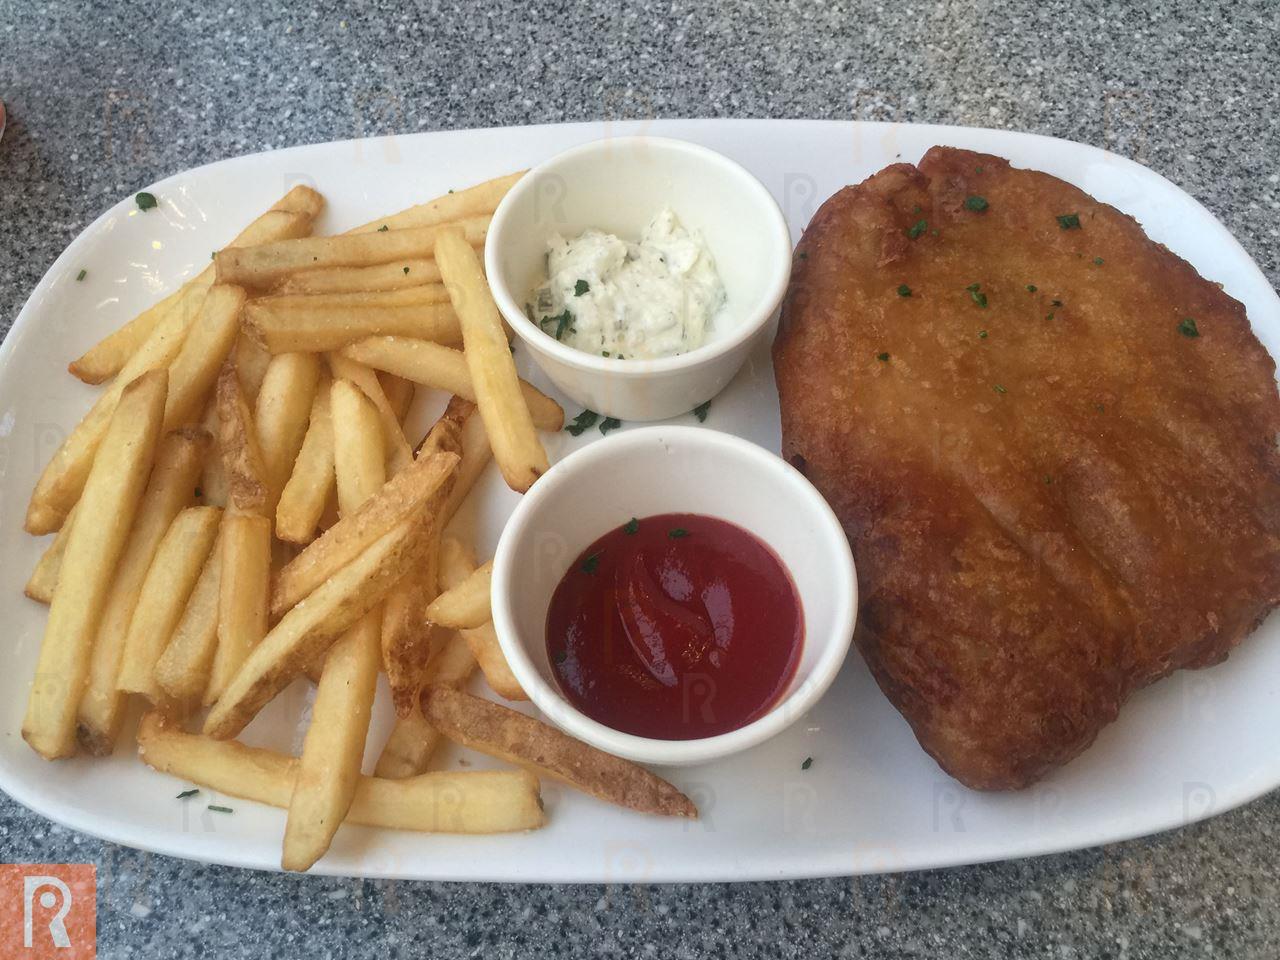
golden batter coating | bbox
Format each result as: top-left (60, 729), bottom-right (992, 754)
top-left (774, 146), bottom-right (1280, 790)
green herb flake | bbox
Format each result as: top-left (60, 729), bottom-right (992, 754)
top-left (208, 804), bottom-right (234, 814)
top-left (692, 400), bottom-right (711, 422)
top-left (553, 650), bottom-right (567, 665)
top-left (403, 266), bottom-right (410, 275)
top-left (1096, 403), bottom-right (1106, 413)
top-left (194, 486), bottom-right (203, 498)
top-left (969, 285), bottom-right (988, 308)
top-left (1178, 317), bottom-right (1200, 338)
top-left (565, 409), bottom-right (599, 436)
top-left (876, 352), bottom-right (890, 362)
top-left (377, 224), bottom-right (389, 232)
top-left (176, 788), bottom-right (200, 800)
top-left (912, 205), bottom-right (922, 214)
top-left (964, 195), bottom-right (989, 212)
top-left (1046, 312), bottom-right (1056, 321)
top-left (581, 553), bottom-right (601, 574)
top-left (76, 269), bottom-right (87, 282)
top-left (907, 219), bottom-right (928, 240)
top-left (135, 191), bottom-right (158, 211)
top-left (1026, 284), bottom-right (1037, 292)
top-left (540, 309), bottom-right (574, 342)
top-left (599, 417), bottom-right (621, 435)
top-left (797, 251), bottom-right (808, 260)
top-left (801, 757), bottom-right (814, 770)
top-left (601, 351), bottom-right (611, 357)
top-left (574, 279), bottom-right (589, 297)
top-left (1051, 299), bottom-right (1063, 307)
top-left (1056, 213), bottom-right (1081, 230)
top-left (897, 284), bottom-right (912, 297)
top-left (993, 384), bottom-right (1008, 395)
top-left (624, 517), bottom-right (639, 535)
top-left (669, 528), bottom-right (690, 539)
top-left (1093, 257), bottom-right (1104, 265)
top-left (978, 330), bottom-right (988, 339)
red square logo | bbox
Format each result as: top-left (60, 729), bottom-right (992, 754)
top-left (0, 864), bottom-right (96, 959)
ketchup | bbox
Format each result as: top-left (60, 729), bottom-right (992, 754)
top-left (545, 513), bottom-right (803, 740)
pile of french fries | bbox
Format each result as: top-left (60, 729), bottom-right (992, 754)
top-left (20, 174), bottom-right (695, 872)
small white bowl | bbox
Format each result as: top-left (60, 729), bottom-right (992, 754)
top-left (490, 426), bottom-right (858, 767)
top-left (484, 136), bottom-right (792, 422)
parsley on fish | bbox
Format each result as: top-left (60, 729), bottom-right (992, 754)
top-left (1178, 317), bottom-right (1200, 338)
top-left (1056, 213), bottom-right (1081, 230)
top-left (964, 195), bottom-right (988, 211)
top-left (907, 219), bottom-right (928, 239)
top-left (877, 352), bottom-right (890, 362)
top-left (897, 284), bottom-right (912, 297)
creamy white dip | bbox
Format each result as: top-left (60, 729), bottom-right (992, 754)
top-left (528, 207), bottom-right (726, 360)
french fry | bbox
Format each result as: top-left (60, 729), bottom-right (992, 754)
top-left (442, 402), bottom-right (492, 525)
top-left (26, 293), bottom-right (198, 533)
top-left (422, 686), bottom-right (698, 818)
top-left (160, 284), bottom-right (246, 432)
top-left (435, 228), bottom-right (548, 492)
top-left (244, 293), bottom-right (460, 354)
top-left (196, 397), bottom-right (228, 508)
top-left (275, 375), bottom-right (335, 544)
top-left (284, 379), bottom-right (387, 871)
top-left (66, 189), bottom-right (320, 385)
top-left (76, 427), bottom-right (210, 754)
top-left (340, 337), bottom-right (564, 431)
top-left (350, 171), bottom-right (523, 233)
top-left (424, 562), bottom-right (492, 629)
top-left (270, 450), bottom-right (458, 618)
top-left (380, 372), bottom-right (415, 424)
top-left (215, 216), bottom-right (490, 287)
top-left (137, 713), bottom-right (544, 834)
top-left (116, 506), bottom-right (222, 702)
top-left (24, 503), bottom-right (78, 604)
top-left (374, 632), bottom-right (477, 779)
top-left (205, 511), bottom-right (271, 705)
top-left (255, 352), bottom-right (322, 510)
top-left (326, 353), bottom-right (413, 473)
top-left (22, 370), bottom-right (169, 759)
top-left (204, 453), bottom-right (457, 739)
top-left (276, 259), bottom-right (441, 295)
top-left (154, 530), bottom-right (223, 708)
top-left (216, 363), bottom-right (270, 515)
top-left (232, 332), bottom-right (273, 406)
top-left (439, 537), bottom-right (526, 701)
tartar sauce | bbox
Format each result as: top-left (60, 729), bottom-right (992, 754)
top-left (528, 207), bottom-right (726, 360)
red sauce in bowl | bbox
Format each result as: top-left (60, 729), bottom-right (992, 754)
top-left (545, 513), bottom-right (803, 740)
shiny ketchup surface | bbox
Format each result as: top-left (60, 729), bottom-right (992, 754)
top-left (546, 513), bottom-right (803, 740)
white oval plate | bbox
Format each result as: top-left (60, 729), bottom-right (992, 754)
top-left (1, 120), bottom-right (1277, 882)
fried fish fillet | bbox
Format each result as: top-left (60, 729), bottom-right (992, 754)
top-left (774, 146), bottom-right (1280, 790)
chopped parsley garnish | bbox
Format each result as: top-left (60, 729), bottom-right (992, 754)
top-left (1093, 257), bottom-right (1104, 265)
top-left (403, 266), bottom-right (410, 274)
top-left (876, 352), bottom-right (890, 362)
top-left (581, 553), bottom-right (601, 574)
top-left (692, 400), bottom-right (711, 422)
top-left (1096, 403), bottom-right (1106, 412)
top-left (1056, 213), bottom-right (1081, 230)
top-left (1178, 317), bottom-right (1200, 338)
top-left (194, 486), bottom-right (203, 498)
top-left (797, 251), bottom-right (808, 260)
top-left (135, 192), bottom-right (158, 211)
top-left (565, 409), bottom-right (599, 436)
top-left (207, 804), bottom-right (234, 814)
top-left (540, 309), bottom-right (574, 341)
top-left (1026, 284), bottom-right (1037, 292)
top-left (975, 165), bottom-right (984, 174)
top-left (599, 417), bottom-right (621, 435)
top-left (897, 284), bottom-right (912, 297)
top-left (76, 269), bottom-right (87, 282)
top-left (602, 351), bottom-right (610, 357)
top-left (624, 517), bottom-right (640, 535)
top-left (907, 219), bottom-right (927, 239)
top-left (964, 195), bottom-right (989, 212)
top-left (669, 528), bottom-right (690, 539)
top-left (1051, 299), bottom-right (1063, 307)
top-left (574, 279), bottom-right (589, 297)
top-left (801, 757), bottom-right (813, 770)
top-left (377, 224), bottom-right (389, 232)
top-left (912, 205), bottom-right (922, 214)
top-left (176, 788), bottom-right (200, 800)
top-left (978, 330), bottom-right (988, 339)
top-left (967, 283), bottom-right (988, 308)
top-left (553, 650), bottom-right (567, 665)
top-left (1046, 312), bottom-right (1056, 321)
top-left (993, 384), bottom-right (1008, 394)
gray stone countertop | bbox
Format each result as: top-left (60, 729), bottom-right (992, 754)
top-left (2, 0), bottom-right (1279, 956)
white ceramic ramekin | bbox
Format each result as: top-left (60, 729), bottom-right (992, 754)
top-left (490, 426), bottom-right (857, 767)
top-left (483, 136), bottom-right (792, 422)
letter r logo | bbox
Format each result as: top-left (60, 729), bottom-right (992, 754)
top-left (1, 865), bottom-right (96, 959)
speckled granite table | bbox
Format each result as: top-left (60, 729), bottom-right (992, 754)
top-left (3, 1), bottom-right (1279, 956)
